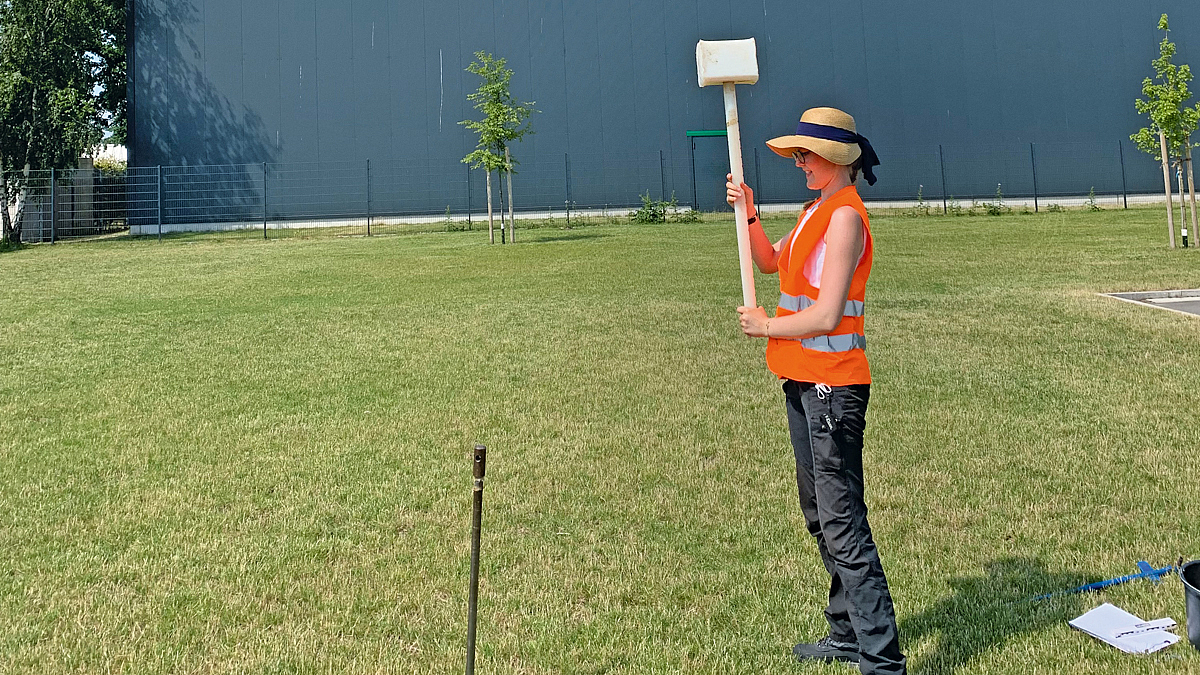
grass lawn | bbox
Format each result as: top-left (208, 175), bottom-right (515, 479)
top-left (1, 207), bottom-right (1198, 674)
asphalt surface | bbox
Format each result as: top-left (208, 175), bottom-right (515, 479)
top-left (1105, 291), bottom-right (1200, 317)
top-left (1145, 299), bottom-right (1200, 316)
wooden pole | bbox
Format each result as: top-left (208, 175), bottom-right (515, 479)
top-left (1160, 130), bottom-right (1176, 248)
top-left (722, 82), bottom-right (756, 308)
top-left (1186, 143), bottom-right (1198, 246)
top-left (505, 148), bottom-right (515, 243)
top-left (498, 168), bottom-right (506, 244)
top-left (486, 170), bottom-right (494, 244)
top-left (1178, 163), bottom-right (1188, 247)
top-left (464, 444), bottom-right (487, 675)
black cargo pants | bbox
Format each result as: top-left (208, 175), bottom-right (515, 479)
top-left (784, 379), bottom-right (906, 675)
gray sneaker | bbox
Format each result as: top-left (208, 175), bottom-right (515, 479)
top-left (793, 636), bottom-right (860, 664)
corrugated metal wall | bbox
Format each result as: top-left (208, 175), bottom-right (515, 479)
top-left (130, 0), bottom-right (1200, 216)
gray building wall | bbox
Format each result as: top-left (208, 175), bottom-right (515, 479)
top-left (129, 0), bottom-right (1200, 219)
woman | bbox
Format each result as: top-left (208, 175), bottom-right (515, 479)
top-left (726, 107), bottom-right (905, 675)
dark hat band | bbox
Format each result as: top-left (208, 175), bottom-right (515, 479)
top-left (793, 121), bottom-right (881, 186)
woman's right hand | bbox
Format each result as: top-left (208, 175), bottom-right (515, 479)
top-left (728, 173), bottom-right (779, 274)
top-left (725, 174), bottom-right (756, 218)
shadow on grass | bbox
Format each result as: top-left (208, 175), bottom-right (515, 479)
top-left (522, 231), bottom-right (610, 244)
top-left (901, 557), bottom-right (1090, 675)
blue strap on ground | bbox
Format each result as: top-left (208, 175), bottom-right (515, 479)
top-left (1027, 561), bottom-right (1176, 602)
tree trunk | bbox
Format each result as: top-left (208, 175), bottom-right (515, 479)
top-left (1160, 130), bottom-right (1176, 249)
top-left (0, 175), bottom-right (21, 245)
top-left (505, 148), bottom-right (515, 243)
top-left (0, 177), bottom-right (11, 241)
top-left (1187, 143), bottom-right (1198, 245)
top-left (486, 169), bottom-right (494, 244)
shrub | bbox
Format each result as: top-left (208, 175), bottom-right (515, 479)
top-left (982, 183), bottom-right (1012, 216)
top-left (630, 192), bottom-right (668, 223)
top-left (631, 192), bottom-right (698, 224)
top-left (671, 200), bottom-right (702, 223)
top-left (908, 184), bottom-right (932, 217)
top-left (93, 157), bottom-right (126, 176)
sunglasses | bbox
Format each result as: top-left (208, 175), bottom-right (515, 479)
top-left (791, 150), bottom-right (812, 164)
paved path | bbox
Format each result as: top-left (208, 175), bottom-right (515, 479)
top-left (1143, 298), bottom-right (1200, 316)
top-left (1106, 290), bottom-right (1200, 317)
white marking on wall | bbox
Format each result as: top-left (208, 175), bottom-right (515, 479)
top-left (299, 65), bottom-right (303, 100)
top-left (439, 49), bottom-right (444, 132)
top-left (372, 22), bottom-right (376, 48)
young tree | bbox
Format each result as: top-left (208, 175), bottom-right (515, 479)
top-left (1131, 14), bottom-right (1200, 248)
top-left (460, 51), bottom-right (536, 244)
top-left (0, 0), bottom-right (123, 244)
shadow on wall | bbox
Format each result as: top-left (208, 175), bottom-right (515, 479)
top-left (137, 0), bottom-right (276, 166)
top-left (136, 0), bottom-right (277, 225)
top-left (900, 557), bottom-right (1090, 675)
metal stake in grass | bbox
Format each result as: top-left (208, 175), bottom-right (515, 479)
top-left (465, 444), bottom-right (487, 675)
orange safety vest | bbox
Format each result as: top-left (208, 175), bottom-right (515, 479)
top-left (765, 185), bottom-right (873, 386)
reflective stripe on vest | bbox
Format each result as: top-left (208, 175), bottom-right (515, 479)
top-left (779, 292), bottom-right (865, 317)
top-left (796, 333), bottom-right (867, 352)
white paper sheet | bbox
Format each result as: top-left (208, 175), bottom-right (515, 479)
top-left (1069, 603), bottom-right (1180, 654)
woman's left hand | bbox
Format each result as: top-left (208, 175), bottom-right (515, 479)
top-left (737, 306), bottom-right (770, 337)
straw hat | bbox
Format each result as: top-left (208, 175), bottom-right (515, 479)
top-left (766, 107), bottom-right (862, 165)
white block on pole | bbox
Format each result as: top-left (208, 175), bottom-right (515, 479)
top-left (696, 39), bottom-right (759, 87)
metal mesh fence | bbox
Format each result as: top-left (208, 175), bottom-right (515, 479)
top-left (13, 168), bottom-right (154, 243)
top-left (1, 139), bottom-right (1179, 243)
top-left (754, 140), bottom-right (1163, 211)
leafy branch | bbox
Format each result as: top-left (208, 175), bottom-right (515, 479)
top-left (1131, 14), bottom-right (1200, 159)
top-left (459, 52), bottom-right (536, 174)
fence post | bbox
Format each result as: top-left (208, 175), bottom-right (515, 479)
top-left (754, 146), bottom-right (762, 205)
top-left (1118, 141), bottom-right (1128, 209)
top-left (263, 162), bottom-right (268, 240)
top-left (690, 138), bottom-right (698, 210)
top-left (467, 164), bottom-right (472, 230)
top-left (659, 149), bottom-right (666, 201)
top-left (1030, 143), bottom-right (1039, 213)
top-left (69, 173), bottom-right (76, 239)
top-left (366, 158), bottom-right (372, 236)
top-left (565, 152), bottom-right (571, 227)
top-left (938, 144), bottom-right (948, 215)
top-left (50, 168), bottom-right (57, 244)
top-left (157, 165), bottom-right (162, 241)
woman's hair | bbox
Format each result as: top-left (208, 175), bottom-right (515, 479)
top-left (848, 157), bottom-right (864, 183)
